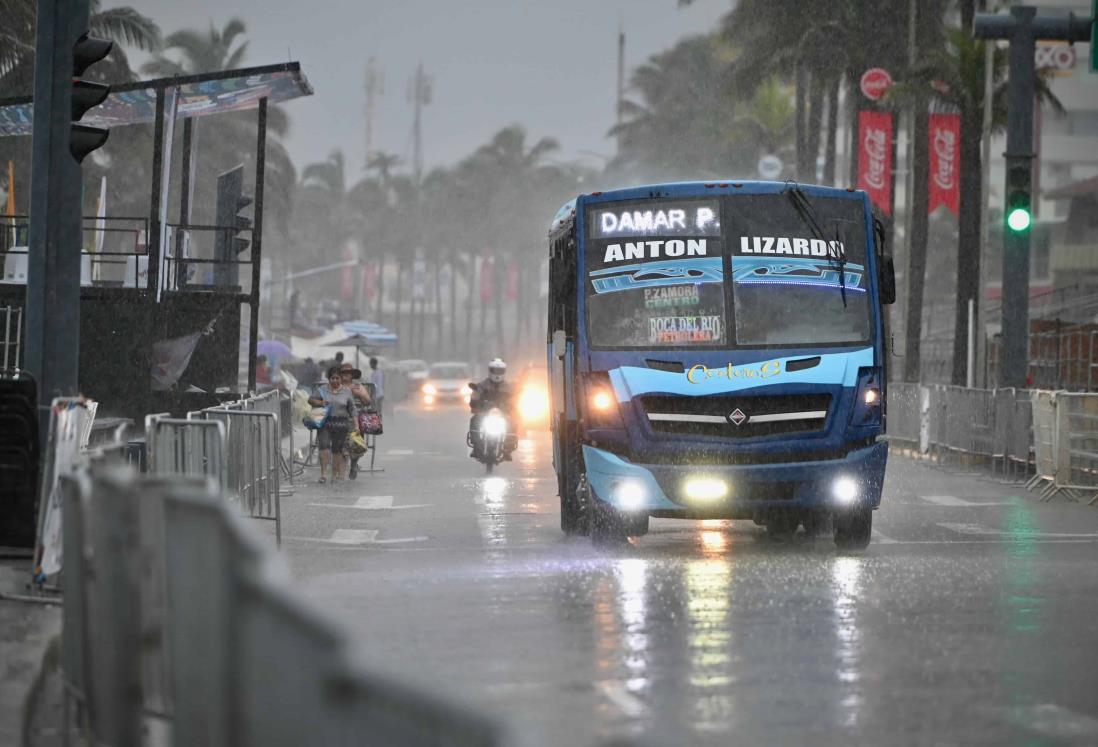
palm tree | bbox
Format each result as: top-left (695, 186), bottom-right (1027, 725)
top-left (141, 18), bottom-right (296, 256)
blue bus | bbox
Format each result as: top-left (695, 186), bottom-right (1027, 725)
top-left (546, 181), bottom-right (896, 549)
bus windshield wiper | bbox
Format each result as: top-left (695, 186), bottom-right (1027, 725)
top-left (784, 184), bottom-right (848, 307)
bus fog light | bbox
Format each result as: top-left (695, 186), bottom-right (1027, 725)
top-left (684, 477), bottom-right (728, 503)
top-left (614, 480), bottom-right (646, 510)
top-left (833, 477), bottom-right (859, 504)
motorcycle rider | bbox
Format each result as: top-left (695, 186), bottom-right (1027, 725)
top-left (469, 358), bottom-right (517, 460)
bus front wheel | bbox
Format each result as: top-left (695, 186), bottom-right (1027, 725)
top-left (561, 474), bottom-right (590, 536)
top-left (834, 507), bottom-right (873, 551)
top-left (589, 492), bottom-right (648, 545)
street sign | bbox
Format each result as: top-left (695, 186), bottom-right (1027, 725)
top-left (860, 68), bottom-right (893, 101)
top-left (757, 154), bottom-right (783, 180)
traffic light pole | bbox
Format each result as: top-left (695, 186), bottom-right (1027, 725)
top-left (975, 5), bottom-right (1092, 387)
top-left (25, 0), bottom-right (89, 421)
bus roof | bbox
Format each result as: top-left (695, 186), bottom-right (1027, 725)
top-left (549, 180), bottom-right (866, 233)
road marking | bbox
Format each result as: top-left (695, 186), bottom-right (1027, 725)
top-left (387, 449), bottom-right (414, 456)
top-left (939, 522), bottom-right (1098, 539)
top-left (328, 529), bottom-right (379, 544)
top-left (318, 529), bottom-right (429, 545)
top-left (596, 681), bottom-right (645, 718)
top-left (309, 496), bottom-right (434, 511)
top-left (921, 495), bottom-right (1013, 507)
top-left (872, 530), bottom-right (899, 544)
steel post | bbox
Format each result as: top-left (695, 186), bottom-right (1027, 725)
top-left (25, 0), bottom-right (91, 438)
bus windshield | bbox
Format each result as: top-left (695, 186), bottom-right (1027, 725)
top-left (584, 194), bottom-right (872, 349)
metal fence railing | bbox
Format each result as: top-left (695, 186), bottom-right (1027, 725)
top-left (61, 463), bottom-right (506, 747)
top-left (888, 385), bottom-right (1098, 503)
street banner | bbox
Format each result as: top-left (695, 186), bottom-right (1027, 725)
top-left (93, 176), bottom-right (106, 253)
top-left (34, 399), bottom-right (94, 579)
top-left (928, 113), bottom-right (961, 217)
top-left (505, 262), bottom-right (519, 301)
top-left (480, 255), bottom-right (495, 302)
top-left (361, 262), bottom-right (378, 301)
top-left (858, 110), bottom-right (893, 216)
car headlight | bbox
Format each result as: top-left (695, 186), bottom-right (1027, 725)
top-left (423, 383), bottom-right (437, 395)
top-left (482, 413), bottom-right (507, 437)
top-left (518, 385), bottom-right (548, 421)
top-left (461, 384), bottom-right (473, 396)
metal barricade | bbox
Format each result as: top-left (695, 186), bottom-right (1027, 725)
top-left (202, 408), bottom-right (282, 544)
top-left (1028, 390), bottom-right (1059, 499)
top-left (886, 383), bottom-right (921, 447)
top-left (146, 416), bottom-right (227, 485)
top-left (991, 388), bottom-right (1034, 475)
top-left (1052, 393), bottom-right (1098, 504)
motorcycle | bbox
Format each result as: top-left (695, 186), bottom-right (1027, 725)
top-left (466, 383), bottom-right (513, 473)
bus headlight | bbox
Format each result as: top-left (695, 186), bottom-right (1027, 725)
top-left (683, 477), bottom-right (729, 503)
top-left (833, 477), bottom-right (859, 505)
top-left (613, 479), bottom-right (646, 510)
top-left (591, 389), bottom-right (614, 412)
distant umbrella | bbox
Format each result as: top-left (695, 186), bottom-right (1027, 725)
top-left (257, 340), bottom-right (293, 364)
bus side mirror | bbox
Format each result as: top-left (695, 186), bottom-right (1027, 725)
top-left (552, 329), bottom-right (567, 360)
top-left (879, 254), bottom-right (896, 305)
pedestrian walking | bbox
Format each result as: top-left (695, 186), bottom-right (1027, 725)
top-left (308, 366), bottom-right (358, 483)
top-left (341, 362), bottom-right (372, 478)
top-left (369, 357), bottom-right (385, 414)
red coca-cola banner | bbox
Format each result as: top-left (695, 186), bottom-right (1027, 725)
top-left (479, 255), bottom-right (495, 302)
top-left (858, 110), bottom-right (893, 216)
top-left (928, 112), bottom-right (961, 217)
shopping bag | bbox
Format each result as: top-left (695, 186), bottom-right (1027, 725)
top-left (360, 411), bottom-right (383, 435)
top-left (348, 431), bottom-right (368, 458)
top-left (303, 404), bottom-right (330, 430)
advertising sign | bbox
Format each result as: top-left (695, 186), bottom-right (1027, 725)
top-left (857, 110), bottom-right (893, 216)
top-left (928, 112), bottom-right (961, 217)
top-left (859, 68), bottom-right (893, 101)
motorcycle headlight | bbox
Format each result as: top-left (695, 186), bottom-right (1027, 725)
top-left (482, 413), bottom-right (507, 437)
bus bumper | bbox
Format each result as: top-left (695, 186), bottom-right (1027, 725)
top-left (581, 441), bottom-right (888, 515)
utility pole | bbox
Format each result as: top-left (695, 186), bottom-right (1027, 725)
top-left (975, 6), bottom-right (1092, 387)
top-left (408, 63), bottom-right (432, 183)
top-left (25, 0), bottom-right (111, 438)
top-left (364, 57), bottom-right (383, 167)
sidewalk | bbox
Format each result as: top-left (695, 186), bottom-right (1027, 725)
top-left (0, 561), bottom-right (61, 747)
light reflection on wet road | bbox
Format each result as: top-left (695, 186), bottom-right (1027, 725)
top-left (283, 406), bottom-right (1098, 746)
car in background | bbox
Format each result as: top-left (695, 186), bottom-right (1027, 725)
top-left (515, 362), bottom-right (550, 431)
top-left (396, 359), bottom-right (430, 388)
top-left (421, 361), bottom-right (473, 406)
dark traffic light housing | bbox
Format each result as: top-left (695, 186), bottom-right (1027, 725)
top-left (1005, 161), bottom-right (1032, 233)
top-left (214, 165), bottom-right (253, 285)
top-left (70, 33), bottom-right (112, 163)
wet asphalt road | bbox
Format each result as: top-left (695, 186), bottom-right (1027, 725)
top-left (278, 404), bottom-right (1098, 747)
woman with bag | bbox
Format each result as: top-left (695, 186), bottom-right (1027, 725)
top-left (308, 366), bottom-right (358, 483)
top-left (340, 363), bottom-right (372, 479)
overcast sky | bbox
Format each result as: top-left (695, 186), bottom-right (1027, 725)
top-left (125, 0), bottom-right (728, 174)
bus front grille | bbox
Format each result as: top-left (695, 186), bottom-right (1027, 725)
top-left (639, 393), bottom-right (833, 439)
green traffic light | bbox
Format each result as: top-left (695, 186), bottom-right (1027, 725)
top-left (1007, 207), bottom-right (1032, 232)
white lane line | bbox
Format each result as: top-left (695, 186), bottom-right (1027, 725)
top-left (309, 496), bottom-right (434, 511)
top-left (316, 529), bottom-right (429, 545)
top-left (328, 529), bottom-right (379, 545)
top-left (939, 522), bottom-right (1098, 539)
top-left (872, 530), bottom-right (900, 544)
top-left (921, 495), bottom-right (1013, 507)
top-left (387, 449), bottom-right (414, 456)
top-left (596, 681), bottom-right (645, 718)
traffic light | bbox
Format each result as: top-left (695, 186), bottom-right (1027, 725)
top-left (1005, 162), bottom-right (1032, 233)
top-left (214, 165), bottom-right (253, 285)
top-left (70, 33), bottom-right (112, 163)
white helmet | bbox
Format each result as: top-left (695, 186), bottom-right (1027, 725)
top-left (488, 358), bottom-right (507, 383)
